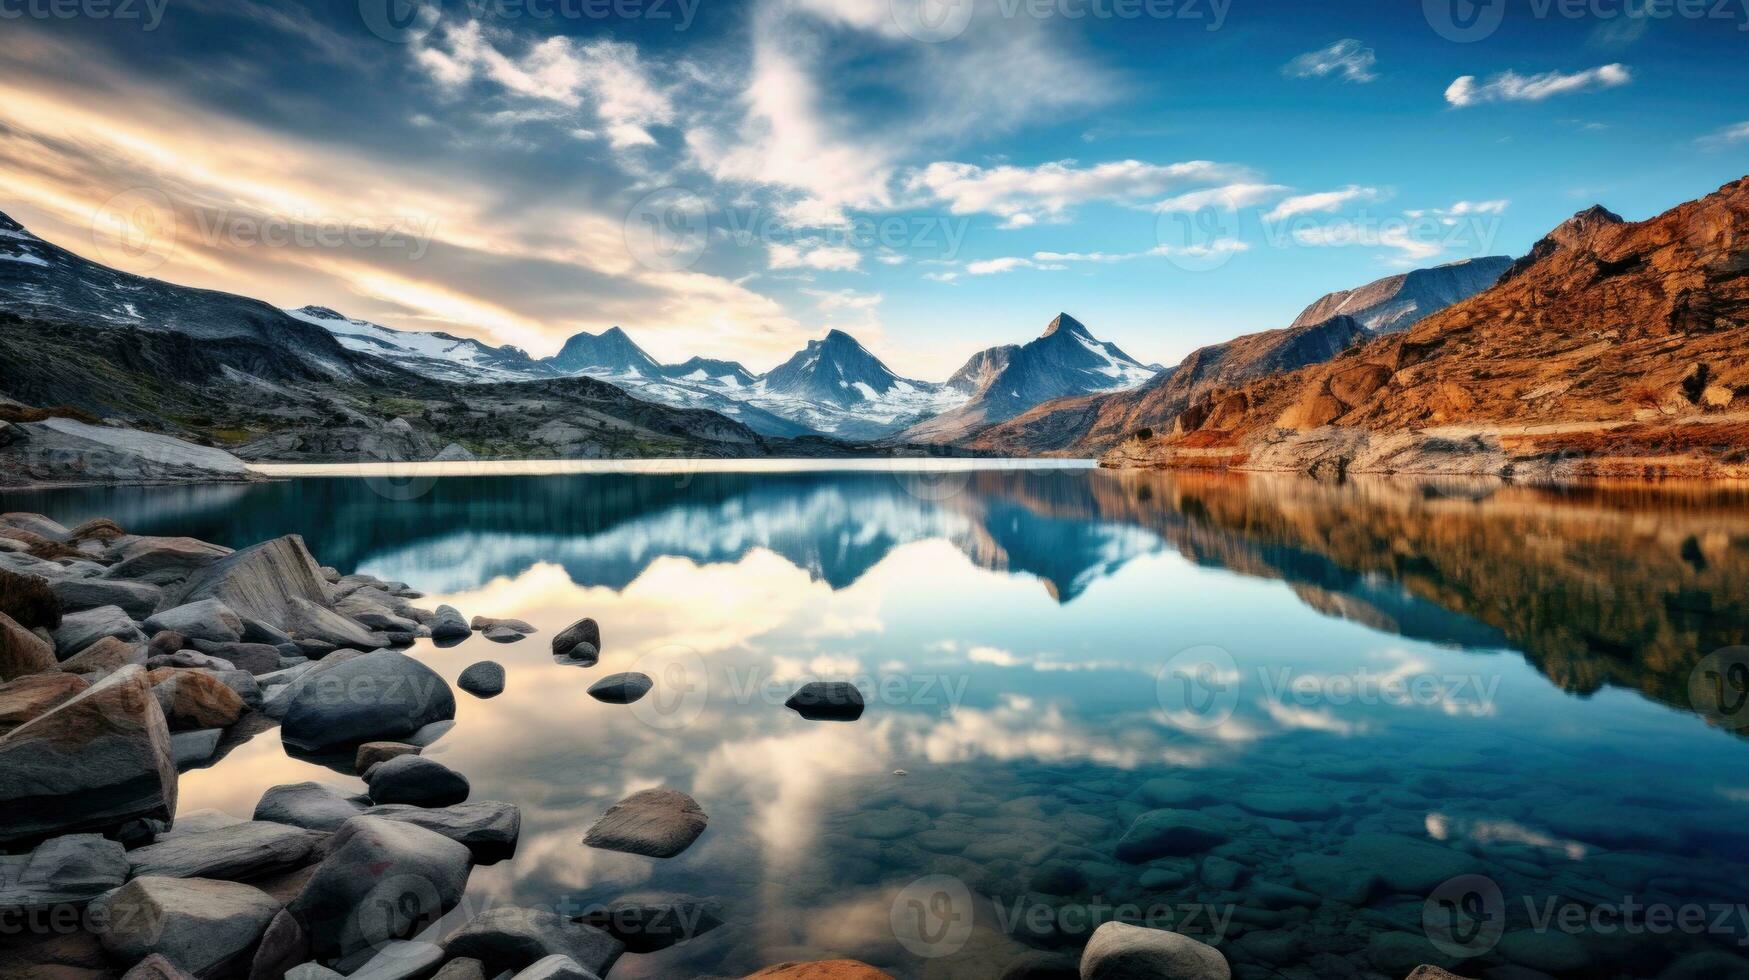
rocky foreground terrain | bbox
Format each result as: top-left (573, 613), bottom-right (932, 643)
top-left (0, 509), bottom-right (1471, 980)
top-left (1103, 177), bottom-right (1749, 479)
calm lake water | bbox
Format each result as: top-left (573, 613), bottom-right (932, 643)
top-left (7, 465), bottom-right (1749, 980)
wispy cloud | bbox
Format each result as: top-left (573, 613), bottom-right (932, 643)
top-left (1697, 120), bottom-right (1749, 149)
top-left (1445, 64), bottom-right (1632, 107)
top-left (1264, 185), bottom-right (1386, 222)
top-left (1283, 39), bottom-right (1377, 83)
top-left (1151, 183), bottom-right (1290, 213)
top-left (907, 158), bottom-right (1254, 227)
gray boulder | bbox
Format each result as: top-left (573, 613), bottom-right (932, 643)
top-left (254, 782), bottom-right (369, 832)
top-left (1079, 921), bottom-right (1230, 980)
top-left (171, 728), bottom-right (224, 766)
top-left (511, 955), bottom-right (598, 980)
top-left (189, 641), bottom-right (283, 675)
top-left (471, 617), bottom-right (535, 635)
top-left (150, 650), bottom-right (237, 672)
top-left (1115, 809), bottom-right (1231, 862)
top-left (145, 599), bottom-right (244, 644)
top-left (342, 940), bottom-right (445, 980)
top-left (0, 664), bottom-right (176, 845)
top-left (366, 754), bottom-right (471, 807)
top-left (582, 788), bottom-right (707, 858)
top-left (586, 672), bottom-right (651, 705)
top-left (279, 649), bottom-right (455, 752)
top-left (458, 661), bottom-right (505, 698)
top-left (552, 618), bottom-right (599, 661)
top-left (56, 635), bottom-right (147, 678)
top-left (481, 625), bottom-right (524, 643)
top-left (92, 876), bottom-right (282, 979)
top-left (441, 907), bottom-right (623, 978)
top-left (53, 604), bottom-right (145, 657)
top-left (364, 801), bottom-right (521, 864)
top-left (121, 953), bottom-right (200, 980)
top-left (287, 816), bottom-right (472, 963)
top-left (104, 537), bottom-right (231, 587)
top-left (126, 821), bottom-right (327, 882)
top-left (283, 598), bottom-right (385, 650)
top-left (169, 536), bottom-right (331, 629)
top-left (355, 741), bottom-right (419, 774)
top-left (51, 577), bottom-right (162, 618)
top-left (428, 606), bottom-right (470, 643)
top-left (0, 833), bottom-right (128, 912)
top-left (284, 966), bottom-right (343, 980)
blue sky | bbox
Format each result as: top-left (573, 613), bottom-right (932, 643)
top-left (2, 0), bottom-right (1746, 376)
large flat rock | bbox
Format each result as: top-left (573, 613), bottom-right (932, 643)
top-left (169, 536), bottom-right (332, 630)
top-left (0, 664), bottom-right (177, 845)
top-left (0, 834), bottom-right (128, 912)
top-left (2, 417), bottom-right (250, 489)
top-left (92, 876), bottom-right (282, 979)
top-left (126, 821), bottom-right (327, 882)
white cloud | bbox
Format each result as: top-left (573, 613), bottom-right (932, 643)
top-left (803, 287), bottom-right (882, 312)
top-left (1284, 39), bottom-right (1377, 83)
top-left (1292, 220), bottom-right (1444, 261)
top-left (414, 23), bottom-right (675, 149)
top-left (1405, 199), bottom-right (1510, 225)
top-left (1445, 63), bottom-right (1631, 107)
top-left (1264, 185), bottom-right (1386, 222)
top-left (1697, 120), bottom-right (1749, 149)
top-left (966, 256), bottom-right (1034, 275)
top-left (908, 158), bottom-right (1254, 227)
top-left (1152, 183), bottom-right (1289, 213)
top-left (768, 241), bottom-right (863, 271)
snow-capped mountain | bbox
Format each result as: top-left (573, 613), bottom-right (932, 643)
top-left (1289, 255), bottom-right (1512, 334)
top-left (543, 326), bottom-right (664, 377)
top-left (659, 356), bottom-right (757, 388)
top-left (0, 210), bottom-right (359, 379)
top-left (898, 313), bottom-right (1161, 443)
top-left (745, 330), bottom-right (968, 440)
top-left (288, 306), bottom-right (561, 384)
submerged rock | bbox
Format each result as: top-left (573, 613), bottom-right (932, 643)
top-left (784, 681), bottom-right (865, 721)
top-left (288, 816), bottom-right (472, 963)
top-left (0, 664), bottom-right (177, 845)
top-left (279, 649), bottom-right (455, 752)
top-left (366, 754), bottom-right (471, 807)
top-left (1079, 921), bottom-right (1229, 980)
top-left (1114, 809), bottom-right (1230, 862)
top-left (586, 672), bottom-right (651, 704)
top-left (458, 661), bottom-right (505, 698)
top-left (441, 906), bottom-right (623, 978)
top-left (92, 876), bottom-right (282, 979)
top-left (574, 895), bottom-right (724, 953)
top-left (481, 625), bottom-right (525, 644)
top-left (582, 788), bottom-right (707, 858)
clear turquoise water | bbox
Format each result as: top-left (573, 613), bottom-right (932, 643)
top-left (8, 467), bottom-right (1749, 979)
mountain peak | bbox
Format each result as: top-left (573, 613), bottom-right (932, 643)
top-left (1500, 204), bottom-right (1629, 285)
top-left (292, 305), bottom-right (347, 321)
top-left (1041, 313), bottom-right (1091, 339)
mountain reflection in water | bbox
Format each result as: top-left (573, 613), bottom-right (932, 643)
top-left (12, 465), bottom-right (1749, 978)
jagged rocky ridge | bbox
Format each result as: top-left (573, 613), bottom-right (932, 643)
top-left (1103, 176), bottom-right (1749, 480)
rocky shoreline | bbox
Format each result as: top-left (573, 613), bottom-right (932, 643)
top-left (0, 511), bottom-right (1469, 980)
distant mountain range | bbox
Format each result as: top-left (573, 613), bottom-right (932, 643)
top-left (0, 201), bottom-right (1526, 462)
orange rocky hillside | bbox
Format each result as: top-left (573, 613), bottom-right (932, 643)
top-left (1102, 175), bottom-right (1749, 480)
